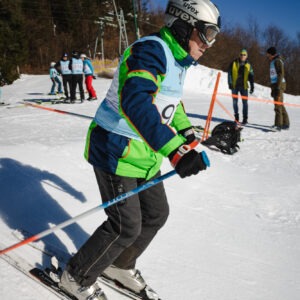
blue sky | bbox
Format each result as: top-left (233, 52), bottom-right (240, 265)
top-left (151, 0), bottom-right (300, 40)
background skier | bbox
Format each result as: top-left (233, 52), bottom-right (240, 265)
top-left (81, 54), bottom-right (97, 101)
top-left (55, 53), bottom-right (72, 101)
top-left (49, 62), bottom-right (62, 95)
top-left (69, 51), bottom-right (84, 103)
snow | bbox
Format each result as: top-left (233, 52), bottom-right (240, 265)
top-left (0, 65), bottom-right (300, 300)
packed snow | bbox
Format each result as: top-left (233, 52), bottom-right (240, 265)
top-left (0, 64), bottom-right (300, 300)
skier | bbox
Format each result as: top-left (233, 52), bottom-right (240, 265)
top-left (228, 48), bottom-right (254, 124)
top-left (69, 50), bottom-right (84, 103)
top-left (81, 54), bottom-right (97, 101)
top-left (55, 53), bottom-right (72, 100)
top-left (59, 0), bottom-right (220, 299)
top-left (49, 62), bottom-right (63, 95)
top-left (266, 46), bottom-right (290, 131)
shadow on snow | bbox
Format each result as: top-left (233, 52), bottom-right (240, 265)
top-left (0, 158), bottom-right (90, 266)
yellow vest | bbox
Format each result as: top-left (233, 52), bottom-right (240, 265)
top-left (231, 60), bottom-right (251, 89)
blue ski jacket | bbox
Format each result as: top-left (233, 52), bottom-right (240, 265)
top-left (84, 27), bottom-right (197, 179)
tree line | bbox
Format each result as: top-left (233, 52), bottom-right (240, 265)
top-left (0, 0), bottom-right (299, 95)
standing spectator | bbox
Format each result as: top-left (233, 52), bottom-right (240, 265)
top-left (69, 51), bottom-right (84, 103)
top-left (58, 0), bottom-right (219, 299)
top-left (266, 46), bottom-right (290, 131)
top-left (228, 48), bottom-right (254, 124)
top-left (49, 62), bottom-right (62, 95)
top-left (81, 54), bottom-right (97, 101)
top-left (0, 70), bottom-right (6, 105)
top-left (55, 53), bottom-right (72, 101)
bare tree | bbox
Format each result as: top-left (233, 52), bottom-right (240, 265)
top-left (263, 25), bottom-right (289, 50)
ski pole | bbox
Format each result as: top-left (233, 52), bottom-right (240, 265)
top-left (0, 170), bottom-right (177, 256)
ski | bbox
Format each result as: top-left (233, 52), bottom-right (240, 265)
top-left (12, 229), bottom-right (71, 264)
top-left (0, 241), bottom-right (74, 300)
top-left (29, 267), bottom-right (76, 300)
top-left (23, 98), bottom-right (66, 105)
top-left (99, 275), bottom-right (154, 300)
top-left (30, 262), bottom-right (155, 300)
top-left (12, 229), bottom-right (162, 300)
top-left (192, 125), bottom-right (205, 132)
top-left (192, 125), bottom-right (211, 139)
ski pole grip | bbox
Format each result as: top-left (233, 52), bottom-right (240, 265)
top-left (170, 140), bottom-right (199, 167)
top-left (200, 151), bottom-right (210, 168)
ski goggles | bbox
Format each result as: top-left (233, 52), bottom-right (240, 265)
top-left (196, 22), bottom-right (220, 47)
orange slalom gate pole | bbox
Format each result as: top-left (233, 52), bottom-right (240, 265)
top-left (217, 92), bottom-right (300, 108)
top-left (215, 98), bottom-right (237, 122)
top-left (201, 72), bottom-right (221, 142)
top-left (23, 101), bottom-right (93, 120)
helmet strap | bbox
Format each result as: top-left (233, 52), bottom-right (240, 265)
top-left (169, 19), bottom-right (194, 52)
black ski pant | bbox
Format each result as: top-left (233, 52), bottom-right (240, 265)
top-left (62, 74), bottom-right (72, 98)
top-left (70, 74), bottom-right (84, 101)
top-left (67, 168), bottom-right (169, 287)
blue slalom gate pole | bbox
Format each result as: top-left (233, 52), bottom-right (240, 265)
top-left (0, 170), bottom-right (177, 255)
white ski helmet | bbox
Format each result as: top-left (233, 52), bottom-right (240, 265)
top-left (165, 0), bottom-right (221, 50)
top-left (50, 62), bottom-right (56, 67)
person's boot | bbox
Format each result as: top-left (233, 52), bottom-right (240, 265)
top-left (242, 116), bottom-right (248, 124)
top-left (59, 268), bottom-right (107, 300)
top-left (102, 265), bottom-right (160, 299)
top-left (234, 113), bottom-right (239, 122)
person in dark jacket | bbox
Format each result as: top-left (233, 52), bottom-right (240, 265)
top-left (228, 48), bottom-right (254, 124)
top-left (55, 53), bottom-right (72, 100)
top-left (69, 51), bottom-right (84, 103)
top-left (266, 46), bottom-right (290, 131)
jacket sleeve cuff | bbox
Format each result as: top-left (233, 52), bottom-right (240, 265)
top-left (158, 135), bottom-right (185, 157)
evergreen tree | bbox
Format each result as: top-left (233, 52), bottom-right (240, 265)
top-left (0, 0), bottom-right (27, 82)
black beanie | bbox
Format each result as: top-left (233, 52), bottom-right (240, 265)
top-left (267, 47), bottom-right (277, 55)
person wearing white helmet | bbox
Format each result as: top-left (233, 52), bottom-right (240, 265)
top-left (49, 61), bottom-right (62, 95)
top-left (59, 1), bottom-right (220, 299)
top-left (165, 0), bottom-right (220, 51)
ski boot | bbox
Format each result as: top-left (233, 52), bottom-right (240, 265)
top-left (59, 268), bottom-right (107, 300)
top-left (102, 265), bottom-right (160, 300)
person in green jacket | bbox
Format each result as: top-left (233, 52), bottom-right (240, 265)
top-left (59, 1), bottom-right (220, 299)
top-left (228, 48), bottom-right (254, 124)
top-left (266, 46), bottom-right (290, 131)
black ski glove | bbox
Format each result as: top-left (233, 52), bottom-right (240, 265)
top-left (169, 143), bottom-right (210, 178)
top-left (178, 127), bottom-right (196, 144)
